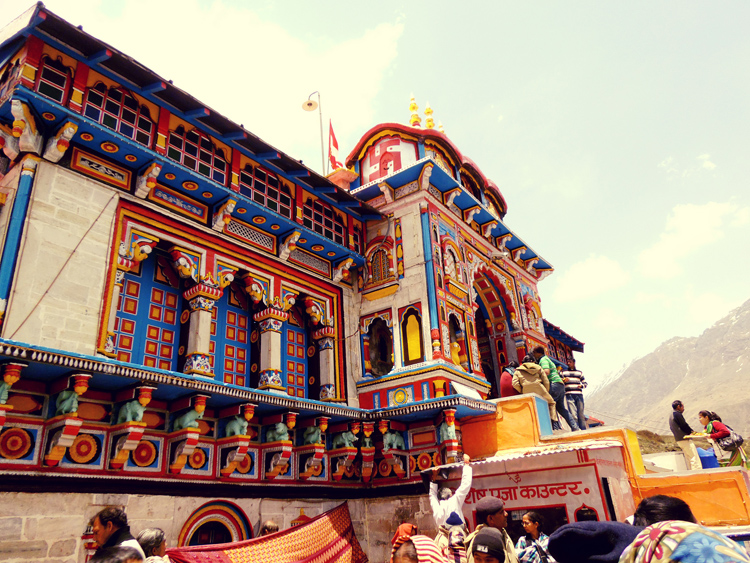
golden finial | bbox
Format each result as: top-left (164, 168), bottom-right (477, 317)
top-left (409, 94), bottom-right (421, 127)
top-left (438, 121), bottom-right (445, 133)
top-left (424, 102), bottom-right (434, 129)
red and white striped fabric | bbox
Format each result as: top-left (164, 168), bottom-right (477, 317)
top-left (391, 534), bottom-right (447, 563)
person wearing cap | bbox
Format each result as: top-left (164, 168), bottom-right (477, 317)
top-left (465, 497), bottom-right (518, 563)
top-left (427, 453), bottom-right (473, 529)
top-left (471, 527), bottom-right (506, 563)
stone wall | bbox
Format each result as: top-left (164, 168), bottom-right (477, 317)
top-left (2, 161), bottom-right (117, 353)
top-left (0, 491), bottom-right (437, 563)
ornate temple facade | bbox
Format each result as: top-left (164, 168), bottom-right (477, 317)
top-left (6, 5), bottom-right (710, 562)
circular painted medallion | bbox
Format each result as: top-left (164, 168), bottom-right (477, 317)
top-left (42, 112), bottom-right (56, 121)
top-left (101, 141), bottom-right (119, 153)
top-left (409, 456), bottom-right (417, 474)
top-left (69, 434), bottom-right (98, 464)
top-left (236, 208), bottom-right (247, 214)
top-left (433, 451), bottom-right (442, 466)
top-left (252, 216), bottom-right (266, 225)
top-left (308, 376), bottom-right (315, 385)
top-left (392, 388), bottom-right (409, 405)
top-left (250, 330), bottom-right (259, 343)
top-left (298, 238), bottom-right (307, 244)
top-left (133, 440), bottom-right (157, 467)
top-left (178, 346), bottom-right (185, 356)
top-left (379, 460), bottom-right (391, 477)
top-left (125, 154), bottom-right (137, 162)
top-left (0, 428), bottom-right (32, 460)
top-left (327, 252), bottom-right (336, 257)
top-left (182, 181), bottom-right (198, 191)
top-left (250, 362), bottom-right (258, 373)
top-left (307, 346), bottom-right (315, 358)
top-left (311, 245), bottom-right (324, 252)
top-left (236, 453), bottom-right (253, 474)
top-left (80, 133), bottom-right (94, 142)
top-left (270, 224), bottom-right (280, 230)
top-left (165, 173), bottom-right (176, 180)
top-left (201, 191), bottom-right (213, 199)
top-left (417, 452), bottom-right (433, 470)
top-left (188, 448), bottom-right (206, 469)
top-left (180, 310), bottom-right (190, 324)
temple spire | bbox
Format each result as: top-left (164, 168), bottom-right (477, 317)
top-left (424, 102), bottom-right (434, 129)
top-left (409, 94), bottom-right (421, 127)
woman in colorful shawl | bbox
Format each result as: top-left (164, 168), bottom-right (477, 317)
top-left (515, 511), bottom-right (554, 563)
top-left (698, 410), bottom-right (749, 468)
top-left (618, 520), bottom-right (750, 563)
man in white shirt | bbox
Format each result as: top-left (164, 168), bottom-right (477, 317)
top-left (427, 453), bottom-right (472, 528)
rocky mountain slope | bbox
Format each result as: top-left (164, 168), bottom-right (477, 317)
top-left (586, 298), bottom-right (750, 437)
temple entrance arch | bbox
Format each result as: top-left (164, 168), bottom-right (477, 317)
top-left (472, 266), bottom-right (523, 396)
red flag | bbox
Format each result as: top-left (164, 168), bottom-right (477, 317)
top-left (328, 120), bottom-right (343, 171)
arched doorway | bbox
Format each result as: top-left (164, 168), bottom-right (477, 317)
top-left (177, 500), bottom-right (253, 547)
top-left (472, 268), bottom-right (520, 392)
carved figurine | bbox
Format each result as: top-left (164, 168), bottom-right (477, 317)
top-left (224, 415), bottom-right (249, 437)
top-left (117, 399), bottom-right (146, 423)
top-left (172, 408), bottom-right (204, 431)
top-left (265, 422), bottom-right (289, 442)
top-left (332, 430), bottom-right (358, 449)
top-left (439, 421), bottom-right (457, 442)
top-left (55, 389), bottom-right (79, 416)
top-left (303, 426), bottom-right (323, 445)
top-left (382, 430), bottom-right (405, 452)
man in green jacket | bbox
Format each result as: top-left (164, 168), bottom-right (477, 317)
top-left (533, 346), bottom-right (579, 432)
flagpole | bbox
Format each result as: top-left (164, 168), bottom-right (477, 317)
top-left (302, 91), bottom-right (326, 175)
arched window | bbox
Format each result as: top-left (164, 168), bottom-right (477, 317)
top-left (302, 198), bottom-right (345, 245)
top-left (401, 308), bottom-right (424, 366)
top-left (167, 125), bottom-right (227, 185)
top-left (238, 166), bottom-right (292, 218)
top-left (368, 318), bottom-right (393, 376)
top-left (35, 56), bottom-right (71, 104)
top-left (84, 84), bottom-right (154, 147)
top-left (371, 249), bottom-right (389, 283)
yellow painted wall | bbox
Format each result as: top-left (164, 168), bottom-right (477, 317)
top-left (634, 471), bottom-right (750, 526)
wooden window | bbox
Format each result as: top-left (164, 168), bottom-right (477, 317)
top-left (35, 56), bottom-right (71, 104)
top-left (167, 125), bottom-right (227, 185)
top-left (371, 249), bottom-right (389, 283)
top-left (84, 84), bottom-right (154, 147)
top-left (302, 198), bottom-right (345, 245)
top-left (238, 166), bottom-right (293, 218)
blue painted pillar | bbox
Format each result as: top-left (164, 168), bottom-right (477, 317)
top-left (0, 156), bottom-right (40, 326)
top-left (420, 204), bottom-right (440, 357)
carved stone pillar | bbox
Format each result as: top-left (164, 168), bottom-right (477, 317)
top-left (182, 283), bottom-right (223, 378)
top-left (314, 326), bottom-right (336, 400)
top-left (254, 307), bottom-right (288, 393)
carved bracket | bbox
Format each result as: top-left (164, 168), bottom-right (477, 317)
top-left (329, 446), bottom-right (358, 482)
top-left (11, 99), bottom-right (42, 155)
top-left (264, 440), bottom-right (293, 479)
top-left (43, 121), bottom-right (78, 163)
top-left (168, 427), bottom-right (201, 474)
top-left (0, 124), bottom-right (20, 161)
top-left (279, 230), bottom-right (301, 261)
top-left (135, 162), bottom-right (162, 199)
top-left (360, 446), bottom-right (376, 483)
top-left (212, 198), bottom-right (236, 231)
top-left (109, 421), bottom-right (148, 470)
top-left (43, 415), bottom-right (84, 466)
top-left (297, 442), bottom-right (326, 480)
top-left (218, 435), bottom-right (252, 477)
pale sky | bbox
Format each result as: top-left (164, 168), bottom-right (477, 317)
top-left (4, 1), bottom-right (750, 388)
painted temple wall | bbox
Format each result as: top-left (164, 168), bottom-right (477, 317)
top-left (2, 162), bottom-right (117, 353)
top-left (0, 491), bottom-right (437, 563)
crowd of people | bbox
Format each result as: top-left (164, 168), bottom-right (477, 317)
top-left (669, 400), bottom-right (749, 469)
top-left (501, 347), bottom-right (587, 432)
top-left (86, 507), bottom-right (280, 563)
top-left (393, 489), bottom-right (750, 563)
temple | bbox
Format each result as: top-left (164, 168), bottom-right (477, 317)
top-left (0, 5), bottom-right (748, 563)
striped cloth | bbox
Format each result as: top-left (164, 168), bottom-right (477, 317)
top-left (391, 535), bottom-right (447, 563)
top-left (168, 503), bottom-right (367, 563)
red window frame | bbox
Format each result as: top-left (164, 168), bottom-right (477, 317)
top-left (167, 126), bottom-right (227, 185)
top-left (84, 83), bottom-right (154, 147)
top-left (35, 56), bottom-right (71, 105)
